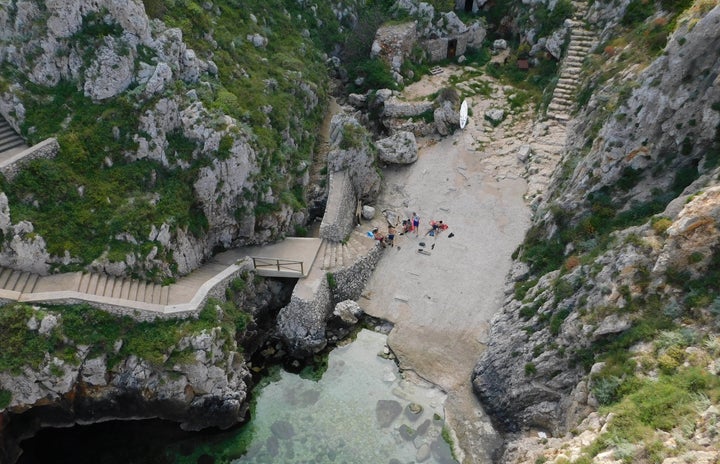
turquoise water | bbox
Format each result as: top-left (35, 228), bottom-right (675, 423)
top-left (19, 329), bottom-right (457, 463)
top-left (176, 329), bottom-right (456, 463)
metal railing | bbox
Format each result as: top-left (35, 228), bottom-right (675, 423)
top-left (251, 257), bottom-right (305, 276)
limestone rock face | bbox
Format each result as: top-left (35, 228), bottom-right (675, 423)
top-left (83, 35), bottom-right (136, 100)
top-left (0, 308), bottom-right (251, 433)
top-left (0, 0), bottom-right (303, 278)
top-left (327, 113), bottom-right (382, 202)
top-left (474, 5), bottom-right (720, 439)
top-left (561, 5), bottom-right (720, 209)
top-left (376, 131), bottom-right (418, 164)
top-left (0, 221), bottom-right (51, 275)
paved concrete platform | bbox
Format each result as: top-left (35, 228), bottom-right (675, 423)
top-left (213, 238), bottom-right (322, 278)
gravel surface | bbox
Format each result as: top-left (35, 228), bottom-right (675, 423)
top-left (359, 67), bottom-right (537, 462)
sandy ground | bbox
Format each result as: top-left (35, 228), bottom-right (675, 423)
top-left (359, 68), bottom-right (536, 462)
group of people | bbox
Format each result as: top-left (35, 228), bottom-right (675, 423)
top-left (400, 212), bottom-right (421, 237)
top-left (370, 212), bottom-right (448, 248)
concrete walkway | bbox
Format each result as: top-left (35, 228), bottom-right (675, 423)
top-left (0, 238), bottom-right (322, 316)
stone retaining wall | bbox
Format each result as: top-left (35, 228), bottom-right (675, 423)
top-left (383, 98), bottom-right (434, 118)
top-left (277, 241), bottom-right (384, 358)
top-left (0, 138), bottom-right (59, 181)
top-left (319, 170), bottom-right (357, 242)
top-left (331, 241), bottom-right (384, 302)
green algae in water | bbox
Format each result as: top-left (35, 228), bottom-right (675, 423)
top-left (168, 330), bottom-right (456, 463)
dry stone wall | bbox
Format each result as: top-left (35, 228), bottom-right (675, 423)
top-left (0, 138), bottom-right (59, 181)
top-left (319, 171), bottom-right (357, 242)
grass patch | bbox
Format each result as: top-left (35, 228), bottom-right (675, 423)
top-left (581, 367), bottom-right (719, 460)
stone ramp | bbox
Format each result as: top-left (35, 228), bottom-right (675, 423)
top-left (546, 0), bottom-right (598, 122)
top-left (0, 116), bottom-right (28, 160)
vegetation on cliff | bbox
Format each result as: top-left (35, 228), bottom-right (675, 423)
top-left (0, 0), bottom-right (352, 276)
top-left (478, 1), bottom-right (720, 461)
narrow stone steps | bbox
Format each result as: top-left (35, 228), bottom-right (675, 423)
top-left (0, 116), bottom-right (27, 155)
top-left (57, 272), bottom-right (169, 304)
top-left (0, 268), bottom-right (37, 293)
top-left (319, 227), bottom-right (379, 272)
top-left (547, 9), bottom-right (597, 122)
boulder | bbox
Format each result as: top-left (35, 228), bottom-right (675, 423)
top-left (333, 300), bottom-right (364, 325)
top-left (485, 108), bottom-right (505, 125)
top-left (362, 205), bottom-right (376, 220)
top-left (493, 39), bottom-right (508, 51)
top-left (376, 131), bottom-right (418, 164)
top-left (433, 101), bottom-right (458, 136)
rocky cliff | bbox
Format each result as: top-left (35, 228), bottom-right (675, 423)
top-left (473, 2), bottom-right (720, 462)
top-left (0, 271), bottom-right (292, 463)
top-left (0, 0), bottom-right (364, 279)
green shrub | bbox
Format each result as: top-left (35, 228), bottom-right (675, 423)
top-left (514, 278), bottom-right (538, 301)
top-left (610, 373), bottom-right (706, 436)
top-left (535, 0), bottom-right (574, 37)
top-left (660, 0), bottom-right (692, 13)
top-left (352, 58), bottom-right (397, 91)
top-left (339, 124), bottom-right (367, 150)
top-left (142, 0), bottom-right (166, 19)
top-left (549, 308), bottom-right (571, 336)
top-left (326, 272), bottom-right (337, 289)
top-left (0, 305), bottom-right (53, 372)
top-left (622, 0), bottom-right (656, 27)
top-left (294, 225), bottom-right (308, 237)
top-left (651, 216), bottom-right (672, 234)
top-left (524, 362), bottom-right (537, 376)
top-left (0, 389), bottom-right (12, 409)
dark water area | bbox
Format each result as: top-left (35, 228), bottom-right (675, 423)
top-left (17, 418), bottom-right (237, 464)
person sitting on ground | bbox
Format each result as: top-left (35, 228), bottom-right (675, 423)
top-left (401, 219), bottom-right (412, 234)
top-left (371, 227), bottom-right (387, 247)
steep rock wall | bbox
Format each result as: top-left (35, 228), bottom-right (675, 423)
top-left (0, 0), bottom-right (327, 278)
top-left (473, 3), bottom-right (720, 438)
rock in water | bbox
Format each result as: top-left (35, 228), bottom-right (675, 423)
top-left (375, 399), bottom-right (403, 427)
top-left (270, 420), bottom-right (295, 439)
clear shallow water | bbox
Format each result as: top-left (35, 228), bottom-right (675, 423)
top-left (18, 330), bottom-right (457, 464)
top-left (174, 329), bottom-right (456, 464)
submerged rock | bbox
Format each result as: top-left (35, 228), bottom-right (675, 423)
top-left (375, 399), bottom-right (403, 427)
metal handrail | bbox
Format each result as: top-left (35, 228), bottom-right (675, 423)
top-left (251, 257), bottom-right (304, 275)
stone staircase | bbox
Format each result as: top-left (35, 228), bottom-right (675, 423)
top-left (0, 115), bottom-right (28, 156)
top-left (318, 228), bottom-right (378, 272)
top-left (0, 267), bottom-right (40, 294)
top-left (0, 266), bottom-right (170, 305)
top-left (75, 272), bottom-right (170, 304)
top-left (546, 0), bottom-right (598, 122)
